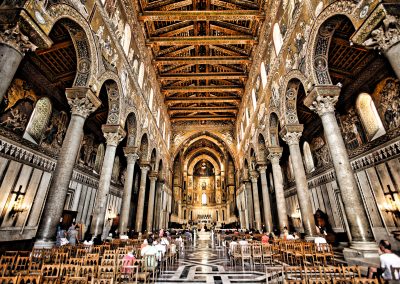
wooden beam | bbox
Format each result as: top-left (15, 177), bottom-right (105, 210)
top-left (153, 21), bottom-right (193, 36)
top-left (169, 106), bottom-right (238, 114)
top-left (138, 10), bottom-right (264, 21)
top-left (156, 56), bottom-right (250, 64)
top-left (36, 40), bottom-right (73, 55)
top-left (162, 85), bottom-right (243, 93)
top-left (166, 96), bottom-right (241, 104)
top-left (159, 72), bottom-right (247, 80)
top-left (170, 115), bottom-right (236, 121)
top-left (211, 0), bottom-right (258, 9)
top-left (148, 35), bottom-right (256, 46)
top-left (157, 25), bottom-right (193, 37)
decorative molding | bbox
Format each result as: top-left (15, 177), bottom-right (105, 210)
top-left (66, 87), bottom-right (101, 118)
top-left (0, 23), bottom-right (37, 55)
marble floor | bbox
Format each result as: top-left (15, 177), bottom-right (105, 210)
top-left (154, 238), bottom-right (348, 284)
top-left (155, 239), bottom-right (275, 284)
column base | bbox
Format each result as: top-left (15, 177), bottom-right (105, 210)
top-left (33, 239), bottom-right (55, 249)
top-left (343, 241), bottom-right (380, 265)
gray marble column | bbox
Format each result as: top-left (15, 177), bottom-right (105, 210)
top-left (119, 147), bottom-right (139, 234)
top-left (244, 181), bottom-right (254, 229)
top-left (135, 164), bottom-right (150, 232)
top-left (250, 171), bottom-right (262, 232)
top-left (258, 165), bottom-right (273, 233)
top-left (0, 24), bottom-right (37, 101)
top-left (267, 148), bottom-right (289, 230)
top-left (90, 125), bottom-right (125, 237)
top-left (146, 172), bottom-right (158, 232)
top-left (281, 125), bottom-right (317, 238)
top-left (34, 87), bottom-right (101, 248)
top-left (305, 86), bottom-right (375, 246)
top-left (71, 184), bottom-right (82, 212)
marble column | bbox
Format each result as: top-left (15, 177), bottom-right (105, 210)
top-left (135, 164), bottom-right (150, 232)
top-left (305, 86), bottom-right (375, 247)
top-left (71, 184), bottom-right (82, 212)
top-left (90, 125), bottom-right (125, 237)
top-left (146, 171), bottom-right (158, 232)
top-left (244, 181), bottom-right (254, 229)
top-left (119, 147), bottom-right (139, 234)
top-left (258, 165), bottom-right (273, 233)
top-left (250, 171), bottom-right (262, 232)
top-left (281, 125), bottom-right (317, 238)
top-left (267, 148), bottom-right (289, 230)
top-left (361, 8), bottom-right (400, 79)
top-left (35, 87), bottom-right (101, 248)
top-left (0, 24), bottom-right (37, 101)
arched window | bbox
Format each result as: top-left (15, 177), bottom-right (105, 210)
top-left (273, 23), bottom-right (283, 55)
top-left (356, 93), bottom-right (386, 141)
top-left (260, 62), bottom-right (268, 88)
top-left (303, 142), bottom-right (315, 173)
top-left (122, 23), bottom-right (131, 55)
top-left (138, 62), bottom-right (145, 88)
top-left (23, 97), bottom-right (52, 144)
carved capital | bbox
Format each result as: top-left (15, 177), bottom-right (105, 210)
top-left (0, 23), bottom-right (37, 55)
top-left (364, 17), bottom-right (400, 52)
top-left (140, 164), bottom-right (151, 173)
top-left (149, 171), bottom-right (158, 181)
top-left (66, 87), bottom-right (101, 118)
top-left (102, 125), bottom-right (126, 147)
top-left (280, 124), bottom-right (303, 145)
top-left (250, 171), bottom-right (259, 182)
top-left (267, 147), bottom-right (283, 164)
top-left (257, 165), bottom-right (268, 172)
top-left (124, 146), bottom-right (139, 164)
top-left (304, 85), bottom-right (341, 117)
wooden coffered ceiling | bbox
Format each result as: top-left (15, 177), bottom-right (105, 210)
top-left (137, 0), bottom-right (264, 123)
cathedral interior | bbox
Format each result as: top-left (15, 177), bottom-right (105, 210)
top-left (0, 0), bottom-right (399, 281)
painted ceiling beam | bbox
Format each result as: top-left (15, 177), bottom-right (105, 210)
top-left (138, 10), bottom-right (264, 21)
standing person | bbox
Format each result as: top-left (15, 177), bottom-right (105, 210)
top-left (368, 240), bottom-right (400, 280)
top-left (110, 214), bottom-right (120, 237)
top-left (68, 225), bottom-right (79, 246)
top-left (56, 224), bottom-right (66, 247)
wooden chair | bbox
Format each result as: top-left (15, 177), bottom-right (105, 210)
top-left (0, 264), bottom-right (8, 277)
top-left (308, 280), bottom-right (331, 284)
top-left (261, 244), bottom-right (273, 265)
top-left (60, 264), bottom-right (79, 279)
top-left (331, 279), bottom-right (353, 284)
top-left (142, 255), bottom-right (157, 284)
top-left (67, 258), bottom-right (83, 265)
top-left (15, 275), bottom-right (41, 284)
top-left (284, 266), bottom-right (303, 280)
top-left (13, 257), bottom-right (30, 275)
top-left (64, 277), bottom-right (88, 284)
top-left (97, 266), bottom-right (115, 280)
top-left (304, 266), bottom-right (323, 282)
top-left (0, 256), bottom-right (16, 272)
top-left (341, 266), bottom-right (361, 279)
top-left (41, 264), bottom-right (60, 283)
top-left (76, 266), bottom-right (96, 281)
top-left (76, 249), bottom-right (87, 258)
top-left (27, 260), bottom-right (41, 276)
top-left (241, 245), bottom-right (252, 268)
top-left (315, 244), bottom-right (334, 265)
top-left (283, 280), bottom-right (305, 284)
top-left (53, 252), bottom-right (69, 264)
top-left (0, 276), bottom-right (18, 284)
top-left (135, 259), bottom-right (150, 284)
top-left (91, 247), bottom-right (101, 255)
top-left (323, 266), bottom-right (342, 279)
top-left (252, 244), bottom-right (263, 265)
top-left (352, 278), bottom-right (380, 284)
top-left (90, 278), bottom-right (113, 284)
top-left (303, 242), bottom-right (315, 265)
top-left (391, 265), bottom-right (400, 280)
top-left (100, 259), bottom-right (115, 267)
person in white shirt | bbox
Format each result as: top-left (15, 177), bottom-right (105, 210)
top-left (141, 238), bottom-right (158, 257)
top-left (154, 239), bottom-right (166, 261)
top-left (238, 237), bottom-right (248, 246)
top-left (229, 237), bottom-right (238, 256)
top-left (368, 240), bottom-right (400, 280)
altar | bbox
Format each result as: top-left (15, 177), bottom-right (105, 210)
top-left (197, 231), bottom-right (211, 240)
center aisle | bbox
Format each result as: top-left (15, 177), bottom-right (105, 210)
top-left (156, 239), bottom-right (268, 284)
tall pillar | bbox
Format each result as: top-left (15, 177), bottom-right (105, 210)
top-left (90, 125), bottom-right (125, 237)
top-left (135, 164), bottom-right (150, 232)
top-left (258, 165), bottom-right (273, 233)
top-left (146, 171), bottom-right (158, 232)
top-left (356, 4), bottom-right (400, 79)
top-left (119, 147), bottom-right (139, 234)
top-left (305, 86), bottom-right (375, 250)
top-left (281, 125), bottom-right (317, 238)
top-left (0, 24), bottom-right (37, 101)
top-left (71, 184), bottom-right (82, 212)
top-left (35, 87), bottom-right (101, 248)
top-left (244, 181), bottom-right (254, 229)
top-left (250, 171), bottom-right (262, 232)
top-left (267, 147), bottom-right (289, 230)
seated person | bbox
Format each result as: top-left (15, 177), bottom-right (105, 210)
top-left (368, 240), bottom-right (400, 280)
top-left (238, 236), bottom-right (248, 246)
top-left (122, 250), bottom-right (137, 274)
top-left (229, 236), bottom-right (238, 256)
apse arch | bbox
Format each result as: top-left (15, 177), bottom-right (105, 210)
top-left (47, 4), bottom-right (99, 88)
top-left (305, 1), bottom-right (358, 85)
top-left (184, 147), bottom-right (224, 171)
top-left (188, 155), bottom-right (221, 176)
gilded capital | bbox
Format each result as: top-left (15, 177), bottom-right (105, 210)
top-left (66, 87), bottom-right (101, 118)
top-left (102, 125), bottom-right (126, 147)
top-left (304, 85), bottom-right (341, 117)
top-left (267, 147), bottom-right (283, 164)
top-left (124, 146), bottom-right (139, 164)
top-left (140, 163), bottom-right (151, 173)
top-left (363, 14), bottom-right (400, 53)
top-left (280, 124), bottom-right (303, 146)
top-left (149, 171), bottom-right (158, 181)
top-left (0, 23), bottom-right (37, 55)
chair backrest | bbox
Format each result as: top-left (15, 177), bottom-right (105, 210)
top-left (0, 276), bottom-right (18, 284)
top-left (100, 259), bottom-right (115, 267)
top-left (342, 265), bottom-right (361, 278)
top-left (143, 254), bottom-right (157, 270)
top-left (64, 277), bottom-right (88, 284)
top-left (16, 275), bottom-right (41, 284)
top-left (53, 253), bottom-right (69, 264)
top-left (391, 265), bottom-right (400, 280)
top-left (91, 247), bottom-right (101, 255)
top-left (97, 266), bottom-right (115, 279)
top-left (0, 256), bottom-right (15, 271)
top-left (90, 278), bottom-right (113, 284)
top-left (241, 245), bottom-right (252, 257)
top-left (14, 256), bottom-right (30, 272)
top-left (323, 266), bottom-right (342, 278)
top-left (67, 258), bottom-right (83, 265)
top-left (41, 264), bottom-right (60, 277)
top-left (76, 266), bottom-right (95, 278)
top-left (284, 266), bottom-right (303, 280)
top-left (252, 245), bottom-right (262, 256)
top-left (352, 278), bottom-right (379, 284)
top-left (304, 266), bottom-right (322, 280)
top-left (60, 264), bottom-right (78, 278)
